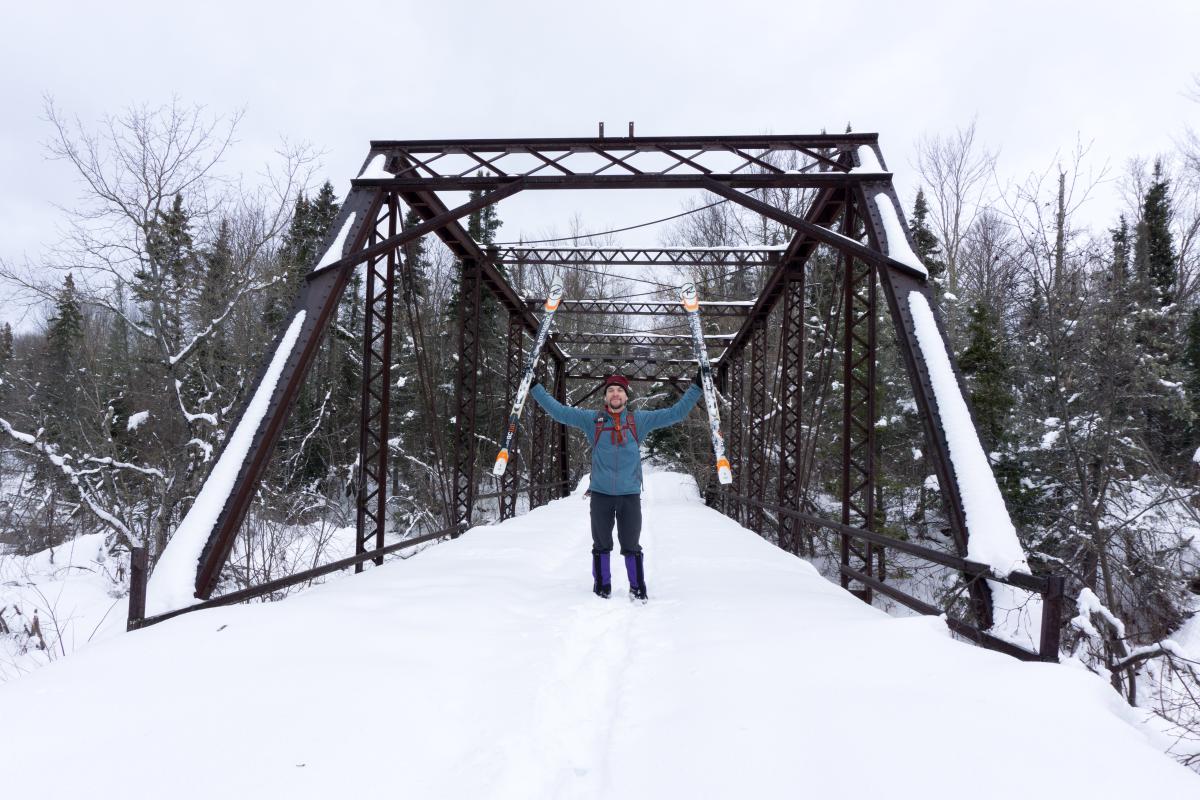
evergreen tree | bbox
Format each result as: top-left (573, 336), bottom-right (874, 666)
top-left (1134, 161), bottom-right (1176, 308)
top-left (0, 321), bottom-right (13, 408)
top-left (1109, 216), bottom-right (1131, 291)
top-left (958, 301), bottom-right (1014, 451)
top-left (138, 194), bottom-right (195, 353)
top-left (43, 274), bottom-right (85, 444)
top-left (1186, 309), bottom-right (1200, 449)
top-left (909, 189), bottom-right (946, 281)
top-left (193, 218), bottom-right (234, 399)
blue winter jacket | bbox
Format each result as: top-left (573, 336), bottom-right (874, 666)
top-left (530, 383), bottom-right (703, 496)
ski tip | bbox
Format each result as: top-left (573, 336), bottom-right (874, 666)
top-left (492, 450), bottom-right (509, 476)
top-left (545, 283), bottom-right (565, 310)
top-left (717, 459), bottom-right (732, 484)
top-left (680, 283), bottom-right (700, 311)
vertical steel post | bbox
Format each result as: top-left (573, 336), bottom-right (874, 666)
top-left (452, 258), bottom-right (483, 534)
top-left (748, 322), bottom-right (769, 535)
top-left (728, 347), bottom-right (746, 525)
top-left (127, 546), bottom-right (148, 631)
top-left (500, 314), bottom-right (523, 520)
top-left (554, 356), bottom-right (571, 498)
top-left (529, 360), bottom-right (549, 509)
top-left (1039, 575), bottom-right (1065, 662)
top-left (776, 270), bottom-right (806, 554)
top-left (839, 202), bottom-right (877, 598)
top-left (356, 199), bottom-right (397, 569)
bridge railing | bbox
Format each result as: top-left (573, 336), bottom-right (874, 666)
top-left (724, 494), bottom-right (1065, 662)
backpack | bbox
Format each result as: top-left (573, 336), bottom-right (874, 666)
top-left (593, 412), bottom-right (639, 446)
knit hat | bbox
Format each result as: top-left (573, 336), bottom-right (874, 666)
top-left (602, 374), bottom-right (630, 393)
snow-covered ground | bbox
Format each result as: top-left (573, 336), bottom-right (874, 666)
top-left (1, 470), bottom-right (1197, 798)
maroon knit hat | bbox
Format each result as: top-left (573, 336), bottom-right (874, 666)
top-left (602, 374), bottom-right (630, 393)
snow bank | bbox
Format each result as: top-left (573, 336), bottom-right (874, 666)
top-left (1, 471), bottom-right (1195, 797)
top-left (146, 311), bottom-right (307, 616)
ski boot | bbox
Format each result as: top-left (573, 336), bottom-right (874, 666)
top-left (624, 552), bottom-right (648, 603)
top-left (592, 552), bottom-right (611, 598)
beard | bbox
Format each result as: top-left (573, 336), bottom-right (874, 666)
top-left (605, 396), bottom-right (626, 413)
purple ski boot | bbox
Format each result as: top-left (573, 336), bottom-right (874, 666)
top-left (592, 552), bottom-right (611, 598)
top-left (624, 552), bottom-right (648, 603)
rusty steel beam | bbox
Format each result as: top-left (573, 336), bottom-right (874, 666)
top-left (727, 347), bottom-right (746, 526)
top-left (355, 199), bottom-right (398, 571)
top-left (776, 271), bottom-right (805, 555)
top-left (839, 201), bottom-right (878, 598)
top-left (533, 300), bottom-right (751, 317)
top-left (747, 321), bottom-right (769, 536)
top-left (494, 247), bottom-right (782, 268)
top-left (452, 259), bottom-right (483, 533)
top-left (354, 173), bottom-right (891, 192)
top-left (555, 333), bottom-right (731, 349)
top-left (500, 315), bottom-right (523, 521)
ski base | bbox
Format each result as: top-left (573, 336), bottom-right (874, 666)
top-left (492, 449), bottom-right (510, 476)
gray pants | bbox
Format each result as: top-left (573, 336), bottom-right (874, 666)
top-left (589, 491), bottom-right (642, 555)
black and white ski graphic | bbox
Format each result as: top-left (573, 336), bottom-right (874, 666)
top-left (493, 274), bottom-right (564, 477)
top-left (680, 283), bottom-right (733, 485)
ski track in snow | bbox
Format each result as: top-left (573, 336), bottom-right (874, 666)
top-left (1, 471), bottom-right (1198, 798)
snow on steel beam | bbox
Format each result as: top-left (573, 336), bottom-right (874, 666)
top-left (352, 173), bottom-right (892, 192)
top-left (532, 300), bottom-right (752, 317)
top-left (492, 247), bottom-right (783, 268)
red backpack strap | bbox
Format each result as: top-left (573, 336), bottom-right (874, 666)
top-left (627, 414), bottom-right (639, 443)
top-left (594, 414), bottom-right (606, 445)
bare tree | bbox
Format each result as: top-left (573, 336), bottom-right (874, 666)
top-left (914, 119), bottom-right (997, 296)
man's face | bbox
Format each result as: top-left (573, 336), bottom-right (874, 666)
top-left (605, 385), bottom-right (627, 412)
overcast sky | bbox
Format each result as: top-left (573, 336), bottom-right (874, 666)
top-left (2, 0), bottom-right (1198, 331)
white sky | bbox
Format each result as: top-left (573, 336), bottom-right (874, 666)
top-left (2, 0), bottom-right (1198, 331)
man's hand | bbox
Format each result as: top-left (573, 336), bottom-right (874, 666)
top-left (692, 368), bottom-right (704, 388)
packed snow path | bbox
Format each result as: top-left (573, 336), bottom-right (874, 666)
top-left (2, 472), bottom-right (1197, 798)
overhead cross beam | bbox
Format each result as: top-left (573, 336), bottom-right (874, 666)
top-left (493, 247), bottom-right (782, 268)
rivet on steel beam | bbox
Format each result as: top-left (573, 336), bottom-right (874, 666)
top-left (629, 121), bottom-right (635, 138)
top-left (599, 121), bottom-right (605, 139)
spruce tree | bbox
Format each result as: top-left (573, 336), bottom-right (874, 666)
top-left (194, 218), bottom-right (234, 397)
top-left (909, 189), bottom-right (946, 281)
top-left (43, 274), bottom-right (85, 444)
top-left (0, 321), bottom-right (13, 408)
top-left (1134, 161), bottom-right (1176, 308)
top-left (139, 194), bottom-right (195, 353)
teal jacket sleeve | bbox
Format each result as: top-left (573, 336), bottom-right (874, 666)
top-left (529, 383), bottom-right (594, 433)
top-left (635, 384), bottom-right (703, 435)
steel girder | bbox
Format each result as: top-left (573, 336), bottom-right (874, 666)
top-left (776, 271), bottom-right (806, 555)
top-left (839, 203), bottom-right (878, 598)
top-left (528, 300), bottom-right (751, 318)
top-left (529, 359), bottom-right (550, 509)
top-left (852, 175), bottom-right (997, 626)
top-left (452, 260), bottom-right (483, 533)
top-left (555, 333), bottom-right (731, 350)
top-left (553, 357), bottom-right (570, 498)
top-left (354, 200), bottom-right (398, 571)
top-left (494, 246), bottom-right (781, 268)
top-left (500, 315), bottom-right (523, 521)
top-left (726, 348), bottom-right (746, 526)
top-left (357, 134), bottom-right (881, 192)
top-left (747, 321), bottom-right (769, 536)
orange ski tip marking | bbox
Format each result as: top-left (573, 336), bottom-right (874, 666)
top-left (545, 298), bottom-right (561, 311)
top-left (716, 457), bottom-right (730, 469)
top-left (682, 297), bottom-right (700, 312)
top-left (495, 450), bottom-right (509, 463)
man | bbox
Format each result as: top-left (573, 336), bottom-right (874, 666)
top-left (529, 371), bottom-right (703, 601)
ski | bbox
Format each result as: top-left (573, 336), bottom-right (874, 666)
top-left (680, 283), bottom-right (733, 485)
top-left (493, 273), bottom-right (565, 476)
